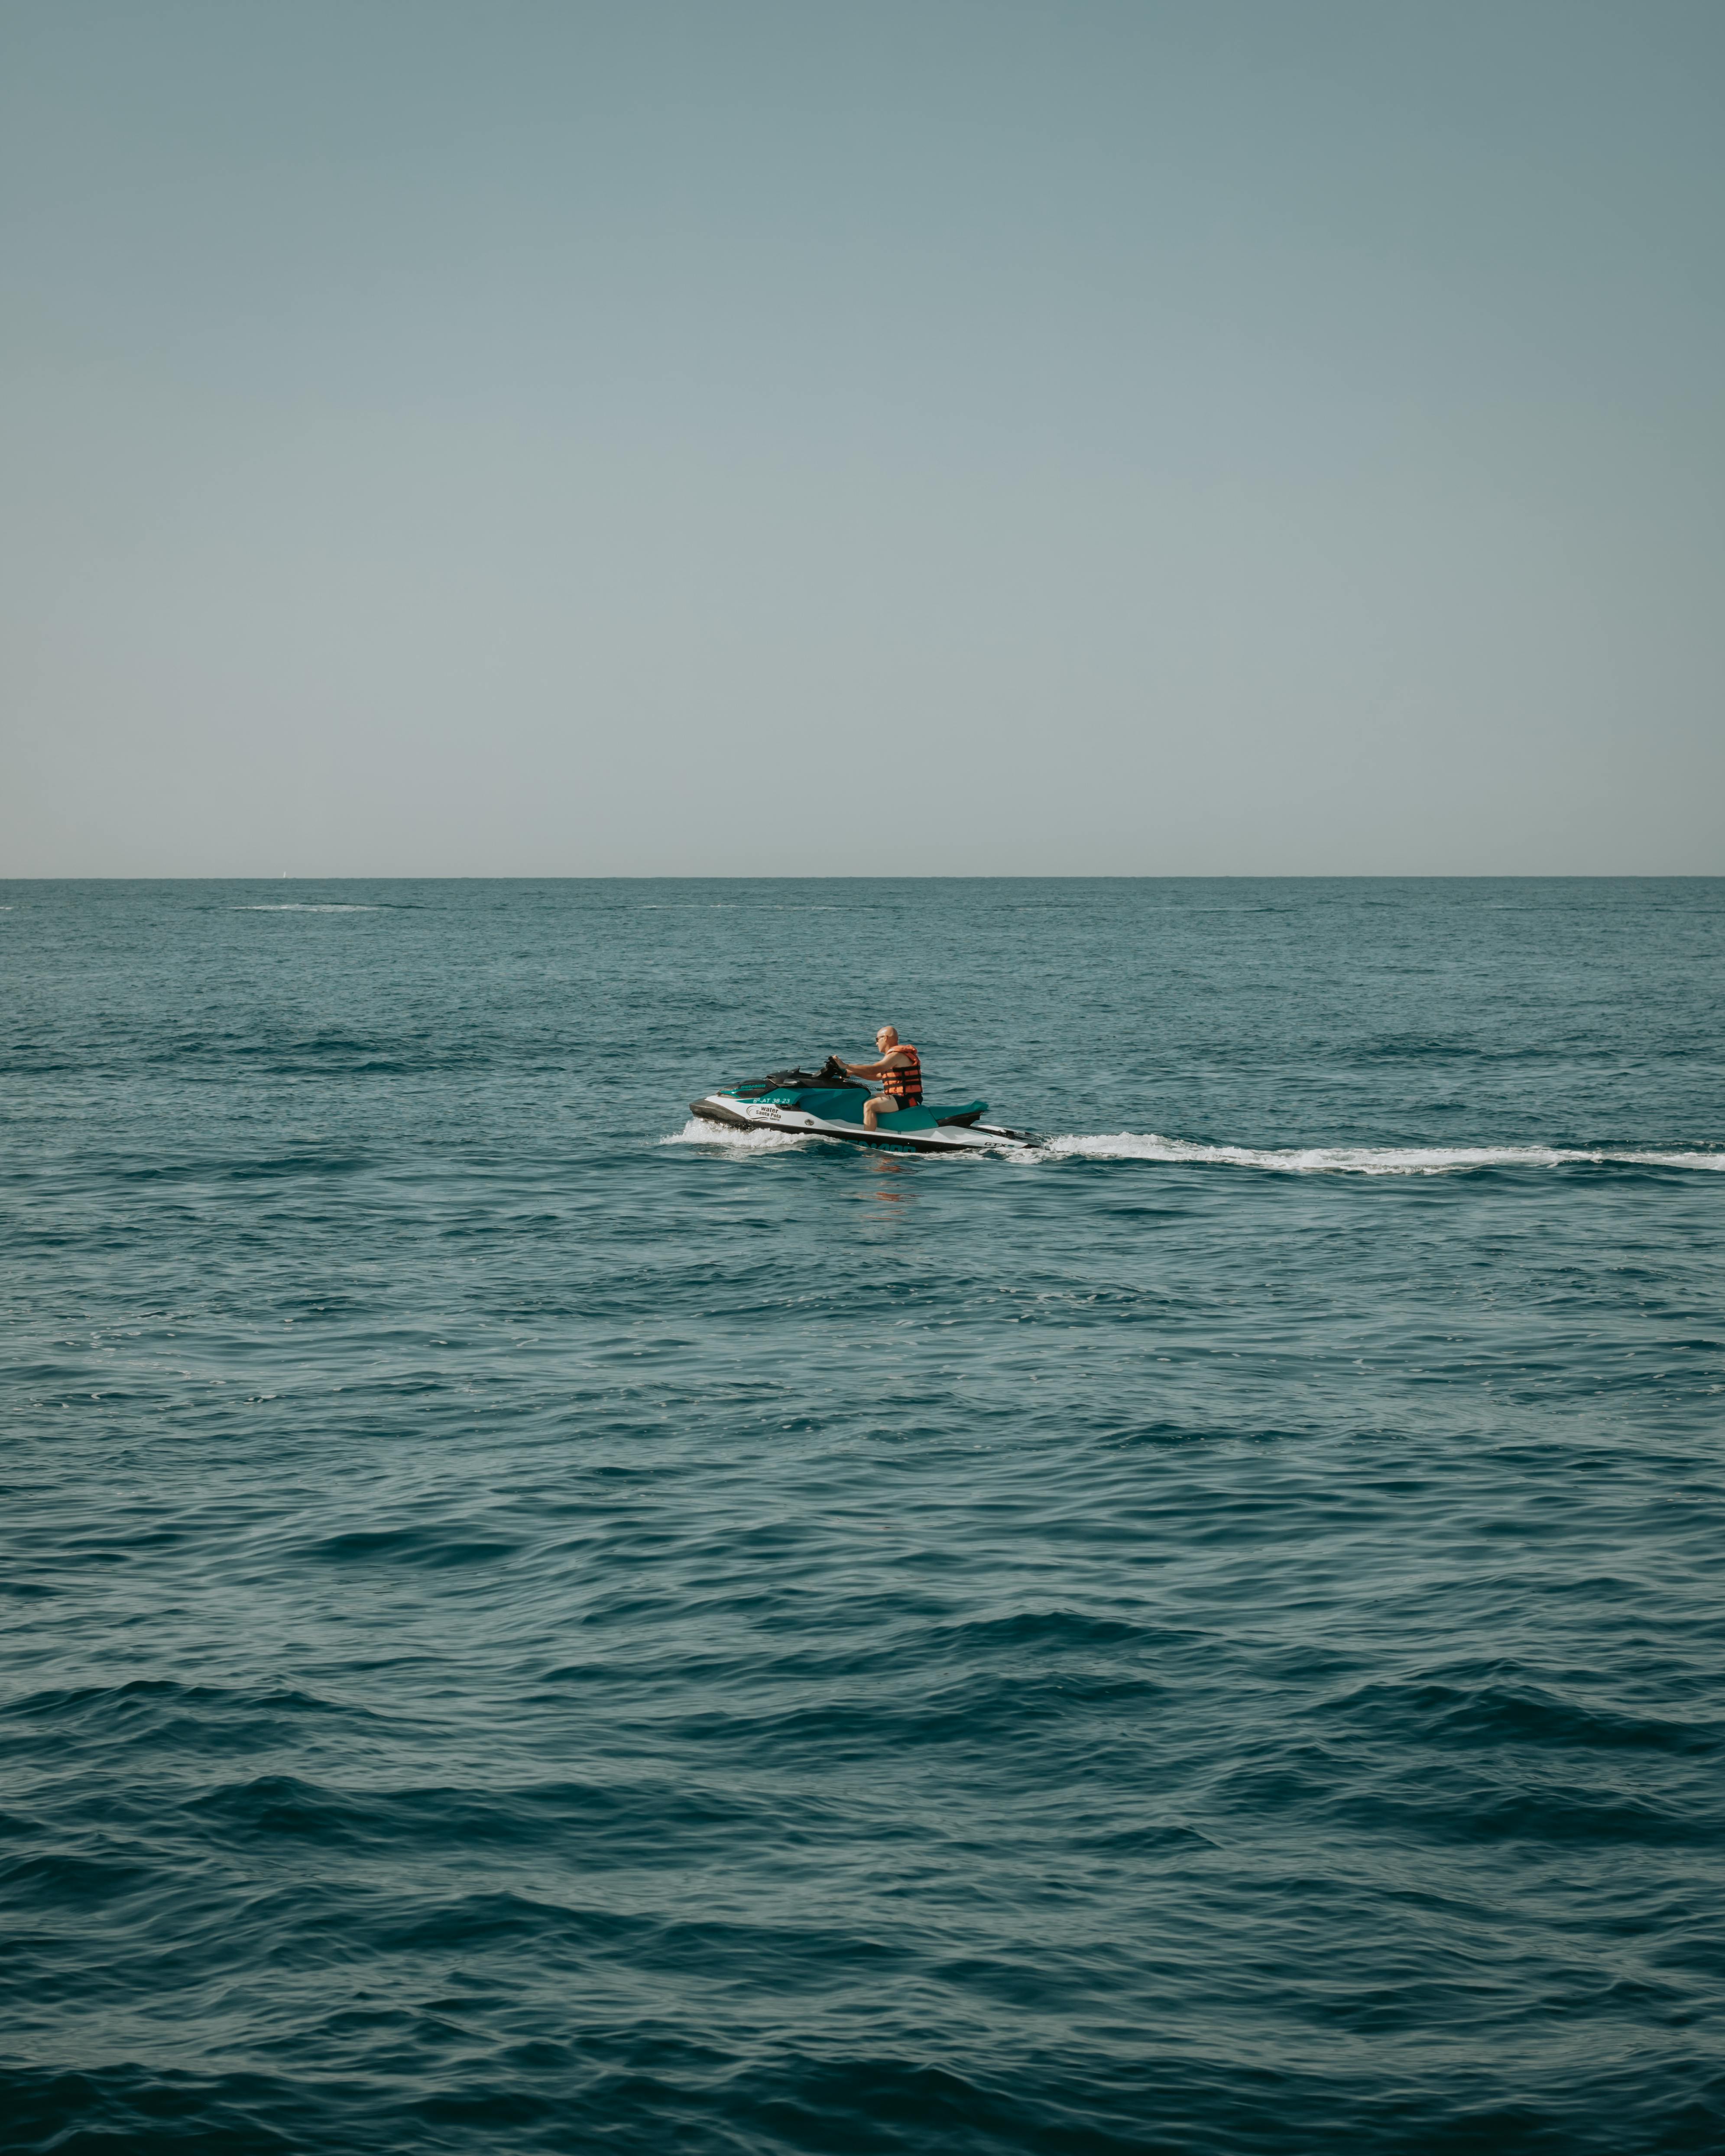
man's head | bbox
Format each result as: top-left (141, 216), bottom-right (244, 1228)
top-left (875, 1025), bottom-right (899, 1050)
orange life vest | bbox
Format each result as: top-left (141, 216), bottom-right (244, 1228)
top-left (882, 1044), bottom-right (922, 1104)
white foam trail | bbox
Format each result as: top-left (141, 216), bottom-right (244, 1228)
top-left (661, 1117), bottom-right (809, 1151)
top-left (1023, 1135), bottom-right (1725, 1175)
top-left (661, 1121), bottom-right (1722, 1174)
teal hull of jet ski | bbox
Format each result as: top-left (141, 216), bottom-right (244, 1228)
top-left (690, 1063), bottom-right (1034, 1154)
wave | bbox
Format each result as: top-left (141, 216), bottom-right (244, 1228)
top-left (230, 903), bottom-right (379, 912)
top-left (1319, 1673), bottom-right (1722, 1757)
top-left (663, 1119), bottom-right (1723, 1174)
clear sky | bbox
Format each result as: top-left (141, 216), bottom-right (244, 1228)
top-left (3, 0), bottom-right (1721, 875)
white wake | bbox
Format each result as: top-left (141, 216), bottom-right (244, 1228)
top-left (1022, 1135), bottom-right (1724, 1175)
top-left (664, 1120), bottom-right (1723, 1174)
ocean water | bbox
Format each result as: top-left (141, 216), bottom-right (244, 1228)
top-left (3, 876), bottom-right (1722, 2156)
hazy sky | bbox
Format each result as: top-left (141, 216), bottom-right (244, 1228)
top-left (3, 1), bottom-right (1722, 874)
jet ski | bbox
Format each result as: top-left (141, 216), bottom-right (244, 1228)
top-left (690, 1057), bottom-right (1036, 1154)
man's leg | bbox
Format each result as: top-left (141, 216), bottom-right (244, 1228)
top-left (862, 1092), bottom-right (900, 1132)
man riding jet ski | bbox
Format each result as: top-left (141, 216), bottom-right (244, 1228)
top-left (690, 1027), bottom-right (1034, 1154)
top-left (841, 1024), bottom-right (923, 1132)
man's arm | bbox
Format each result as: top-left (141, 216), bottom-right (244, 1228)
top-left (844, 1050), bottom-right (911, 1079)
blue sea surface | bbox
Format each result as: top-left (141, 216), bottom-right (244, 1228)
top-left (3, 877), bottom-right (1722, 2155)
